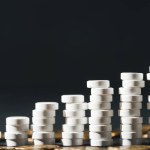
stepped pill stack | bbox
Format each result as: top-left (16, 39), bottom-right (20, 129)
top-left (61, 95), bottom-right (88, 146)
top-left (119, 73), bottom-right (144, 146)
top-left (5, 116), bottom-right (29, 146)
top-left (32, 102), bottom-right (58, 145)
top-left (87, 80), bottom-right (114, 146)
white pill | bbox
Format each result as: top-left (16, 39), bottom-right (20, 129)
top-left (122, 80), bottom-right (145, 88)
top-left (121, 131), bottom-right (142, 139)
top-left (91, 110), bottom-right (113, 117)
top-left (89, 117), bottom-right (111, 124)
top-left (120, 95), bottom-right (143, 102)
top-left (147, 73), bottom-right (150, 80)
top-left (90, 95), bottom-right (113, 102)
top-left (121, 73), bottom-right (143, 80)
top-left (120, 102), bottom-right (142, 109)
top-left (32, 109), bottom-right (56, 117)
top-left (119, 87), bottom-right (141, 95)
top-left (32, 125), bottom-right (53, 132)
top-left (121, 117), bottom-right (143, 124)
top-left (63, 124), bottom-right (84, 132)
top-left (6, 139), bottom-right (27, 147)
top-left (63, 110), bottom-right (85, 117)
top-left (62, 139), bottom-right (83, 146)
top-left (6, 116), bottom-right (29, 125)
top-left (66, 103), bottom-right (88, 110)
top-left (35, 102), bottom-right (58, 110)
top-left (88, 102), bottom-right (111, 110)
top-left (34, 139), bottom-right (55, 145)
top-left (89, 131), bottom-right (112, 139)
top-left (147, 118), bottom-right (150, 123)
top-left (5, 132), bottom-right (28, 140)
top-left (62, 132), bottom-right (83, 139)
top-left (61, 95), bottom-right (84, 103)
top-left (89, 124), bottom-right (112, 132)
top-left (65, 117), bottom-right (87, 125)
top-left (32, 117), bottom-right (55, 125)
top-left (91, 88), bottom-right (114, 95)
top-left (121, 124), bottom-right (142, 132)
top-left (90, 139), bottom-right (113, 146)
top-left (118, 110), bottom-right (140, 117)
top-left (121, 139), bottom-right (142, 146)
top-left (147, 103), bottom-right (150, 109)
top-left (32, 132), bottom-right (54, 139)
top-left (6, 124), bottom-right (29, 132)
top-left (148, 95), bottom-right (150, 102)
top-left (87, 80), bottom-right (110, 88)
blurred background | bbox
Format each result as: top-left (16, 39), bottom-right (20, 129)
top-left (0, 0), bottom-right (150, 131)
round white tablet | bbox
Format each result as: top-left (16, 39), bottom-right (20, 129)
top-left (6, 139), bottom-right (27, 147)
top-left (62, 132), bottom-right (83, 139)
top-left (61, 95), bottom-right (84, 103)
top-left (121, 131), bottom-right (142, 139)
top-left (91, 110), bottom-right (113, 117)
top-left (89, 117), bottom-right (111, 124)
top-left (6, 124), bottom-right (29, 132)
top-left (120, 95), bottom-right (143, 102)
top-left (148, 95), bottom-right (150, 102)
top-left (90, 139), bottom-right (113, 146)
top-left (32, 125), bottom-right (53, 132)
top-left (35, 102), bottom-right (58, 110)
top-left (63, 110), bottom-right (85, 117)
top-left (120, 117), bottom-right (143, 124)
top-left (63, 124), bottom-right (84, 132)
top-left (65, 117), bottom-right (87, 125)
top-left (32, 117), bottom-right (55, 125)
top-left (121, 73), bottom-right (143, 80)
top-left (6, 116), bottom-right (29, 125)
top-left (66, 103), bottom-right (88, 110)
top-left (89, 131), bottom-right (112, 139)
top-left (32, 110), bottom-right (56, 117)
top-left (32, 132), bottom-right (54, 139)
top-left (34, 139), bottom-right (55, 145)
top-left (62, 139), bottom-right (83, 146)
top-left (90, 95), bottom-right (113, 102)
top-left (87, 80), bottom-right (110, 88)
top-left (91, 88), bottom-right (114, 95)
top-left (121, 139), bottom-right (142, 146)
top-left (5, 132), bottom-right (28, 140)
top-left (119, 87), bottom-right (141, 95)
top-left (147, 73), bottom-right (150, 80)
top-left (122, 80), bottom-right (145, 88)
top-left (120, 102), bottom-right (142, 109)
top-left (89, 124), bottom-right (112, 132)
top-left (121, 124), bottom-right (142, 132)
top-left (88, 102), bottom-right (111, 110)
top-left (147, 103), bottom-right (150, 109)
top-left (118, 110), bottom-right (140, 117)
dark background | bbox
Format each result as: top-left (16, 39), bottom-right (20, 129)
top-left (0, 0), bottom-right (150, 131)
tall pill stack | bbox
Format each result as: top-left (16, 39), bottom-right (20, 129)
top-left (5, 116), bottom-right (29, 146)
top-left (87, 80), bottom-right (114, 146)
top-left (119, 73), bottom-right (144, 146)
top-left (32, 102), bottom-right (58, 145)
top-left (61, 95), bottom-right (88, 146)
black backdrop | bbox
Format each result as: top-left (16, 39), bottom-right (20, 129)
top-left (0, 0), bottom-right (150, 130)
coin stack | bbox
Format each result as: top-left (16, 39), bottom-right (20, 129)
top-left (61, 95), bottom-right (88, 146)
top-left (5, 116), bottom-right (29, 146)
top-left (87, 80), bottom-right (114, 146)
top-left (32, 102), bottom-right (59, 145)
top-left (119, 73), bottom-right (144, 146)
top-left (147, 69), bottom-right (150, 137)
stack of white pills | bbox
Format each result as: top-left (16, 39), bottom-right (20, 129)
top-left (5, 116), bottom-right (29, 146)
top-left (32, 102), bottom-right (58, 145)
top-left (87, 80), bottom-right (114, 146)
top-left (147, 69), bottom-right (150, 137)
top-left (61, 95), bottom-right (88, 146)
top-left (119, 73), bottom-right (144, 146)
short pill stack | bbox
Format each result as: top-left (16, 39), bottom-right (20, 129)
top-left (32, 102), bottom-right (59, 145)
top-left (87, 80), bottom-right (114, 146)
top-left (5, 116), bottom-right (29, 146)
top-left (119, 73), bottom-right (144, 146)
top-left (61, 95), bottom-right (88, 146)
top-left (147, 69), bottom-right (150, 137)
